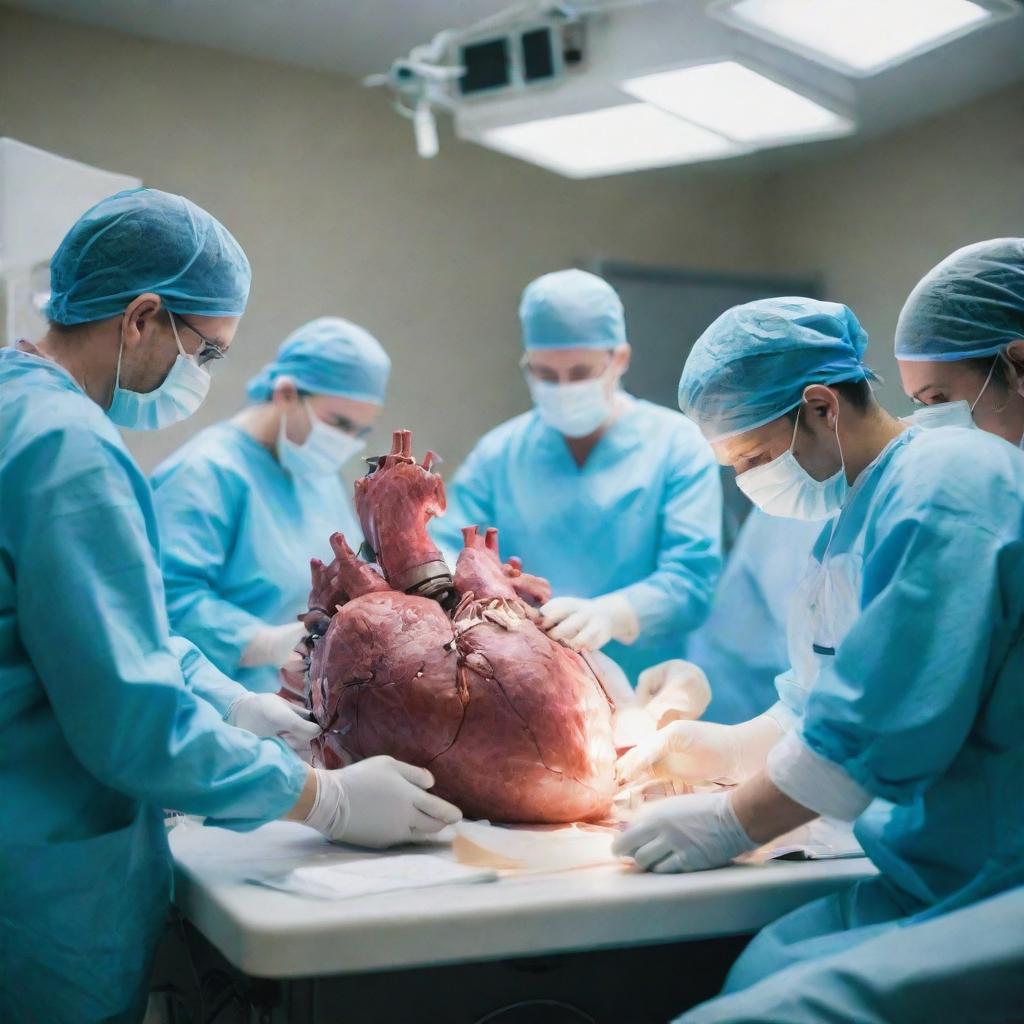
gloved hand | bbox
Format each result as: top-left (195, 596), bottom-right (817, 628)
top-left (615, 711), bottom-right (785, 787)
top-left (225, 692), bottom-right (322, 755)
top-left (239, 621), bottom-right (306, 669)
top-left (636, 660), bottom-right (712, 728)
top-left (540, 594), bottom-right (639, 652)
top-left (303, 757), bottom-right (463, 849)
top-left (612, 792), bottom-right (756, 873)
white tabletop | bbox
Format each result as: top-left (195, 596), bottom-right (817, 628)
top-left (170, 820), bottom-right (876, 980)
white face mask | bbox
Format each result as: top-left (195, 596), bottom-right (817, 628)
top-left (907, 356), bottom-right (996, 432)
top-left (107, 313), bottom-right (210, 431)
top-left (736, 403), bottom-right (847, 521)
top-left (278, 400), bottom-right (367, 478)
top-left (528, 375), bottom-right (614, 438)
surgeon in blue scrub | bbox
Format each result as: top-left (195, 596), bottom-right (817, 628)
top-left (614, 297), bottom-right (1024, 1000)
top-left (431, 269), bottom-right (723, 687)
top-left (151, 317), bottom-right (389, 694)
top-left (0, 189), bottom-right (460, 1024)
top-left (669, 249), bottom-right (1024, 1024)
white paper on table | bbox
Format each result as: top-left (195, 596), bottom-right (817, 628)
top-left (248, 854), bottom-right (498, 900)
top-left (452, 820), bottom-right (619, 872)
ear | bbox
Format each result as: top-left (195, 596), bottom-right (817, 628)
top-left (614, 343), bottom-right (632, 375)
top-left (802, 384), bottom-right (840, 429)
top-left (1005, 340), bottom-right (1024, 373)
top-left (120, 293), bottom-right (163, 349)
top-left (271, 376), bottom-right (300, 408)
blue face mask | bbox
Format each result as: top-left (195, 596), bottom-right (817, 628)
top-left (107, 312), bottom-right (211, 430)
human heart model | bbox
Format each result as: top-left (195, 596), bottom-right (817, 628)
top-left (281, 430), bottom-right (617, 823)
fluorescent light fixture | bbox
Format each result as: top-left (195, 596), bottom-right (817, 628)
top-left (711, 0), bottom-right (1008, 76)
top-left (622, 61), bottom-right (853, 146)
top-left (478, 103), bottom-right (742, 178)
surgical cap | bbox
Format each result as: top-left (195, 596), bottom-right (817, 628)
top-left (45, 187), bottom-right (251, 325)
top-left (895, 238), bottom-right (1024, 362)
top-left (678, 297), bottom-right (875, 442)
top-left (246, 317), bottom-right (391, 405)
top-left (519, 269), bottom-right (626, 350)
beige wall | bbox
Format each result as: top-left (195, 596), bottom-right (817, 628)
top-left (0, 7), bottom-right (768, 471)
top-left (3, 6), bottom-right (1023, 465)
top-left (762, 80), bottom-right (1024, 414)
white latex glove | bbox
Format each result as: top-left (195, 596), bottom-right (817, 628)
top-left (540, 594), bottom-right (639, 652)
top-left (612, 792), bottom-right (756, 873)
top-left (239, 621), bottom-right (306, 669)
top-left (615, 711), bottom-right (785, 787)
top-left (225, 692), bottom-right (322, 755)
top-left (303, 757), bottom-right (463, 849)
top-left (636, 660), bottom-right (712, 728)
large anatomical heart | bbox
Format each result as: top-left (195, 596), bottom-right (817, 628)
top-left (283, 430), bottom-right (617, 824)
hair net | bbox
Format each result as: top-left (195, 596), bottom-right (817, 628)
top-left (45, 187), bottom-right (251, 325)
top-left (678, 297), bottom-right (876, 442)
top-left (519, 269), bottom-right (626, 350)
top-left (246, 317), bottom-right (391, 405)
top-left (894, 238), bottom-right (1024, 363)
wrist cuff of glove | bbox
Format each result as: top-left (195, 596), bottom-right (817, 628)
top-left (767, 730), bottom-right (872, 822)
top-left (719, 793), bottom-right (757, 857)
top-left (603, 594), bottom-right (640, 646)
top-left (303, 768), bottom-right (351, 837)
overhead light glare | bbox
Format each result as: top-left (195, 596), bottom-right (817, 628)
top-left (478, 103), bottom-right (742, 178)
top-left (711, 0), bottom-right (1002, 76)
top-left (622, 61), bottom-right (853, 146)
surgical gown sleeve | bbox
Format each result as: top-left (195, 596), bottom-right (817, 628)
top-left (802, 493), bottom-right (1022, 805)
top-left (616, 431), bottom-right (721, 638)
top-left (170, 634), bottom-right (246, 715)
top-left (430, 441), bottom-right (495, 565)
top-left (9, 426), bottom-right (306, 826)
top-left (154, 454), bottom-right (267, 676)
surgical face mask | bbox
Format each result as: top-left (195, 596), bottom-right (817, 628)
top-left (278, 400), bottom-right (367, 478)
top-left (736, 403), bottom-right (847, 521)
top-left (107, 313), bottom-right (210, 430)
top-left (908, 356), bottom-right (996, 432)
top-left (528, 375), bottom-right (613, 438)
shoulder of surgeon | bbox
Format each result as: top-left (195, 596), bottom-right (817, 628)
top-left (150, 422), bottom-right (255, 494)
top-left (881, 424), bottom-right (1024, 531)
top-left (467, 396), bottom-right (711, 467)
top-left (0, 350), bottom-right (138, 486)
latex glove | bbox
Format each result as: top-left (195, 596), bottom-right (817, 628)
top-left (540, 594), bottom-right (639, 652)
top-left (225, 692), bottom-right (322, 755)
top-left (615, 712), bottom-right (785, 787)
top-left (636, 660), bottom-right (712, 728)
top-left (239, 621), bottom-right (306, 669)
top-left (303, 757), bottom-right (463, 849)
top-left (613, 792), bottom-right (756, 872)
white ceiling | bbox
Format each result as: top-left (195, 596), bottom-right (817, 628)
top-left (7, 0), bottom-right (1024, 164)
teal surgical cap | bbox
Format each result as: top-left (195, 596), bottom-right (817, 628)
top-left (45, 187), bottom-right (251, 325)
top-left (246, 317), bottom-right (391, 405)
top-left (678, 297), bottom-right (876, 442)
top-left (895, 238), bottom-right (1024, 363)
top-left (519, 269), bottom-right (626, 350)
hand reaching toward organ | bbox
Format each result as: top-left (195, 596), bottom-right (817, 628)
top-left (226, 691), bottom-right (321, 756)
top-left (636, 660), bottom-right (711, 728)
top-left (302, 757), bottom-right (463, 848)
top-left (539, 594), bottom-right (639, 651)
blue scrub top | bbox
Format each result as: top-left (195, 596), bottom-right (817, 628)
top-left (783, 425), bottom-right (1024, 914)
top-left (431, 396), bottom-right (723, 684)
top-left (151, 422), bottom-right (362, 692)
top-left (0, 347), bottom-right (306, 1021)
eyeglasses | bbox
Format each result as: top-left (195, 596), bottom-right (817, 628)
top-left (519, 352), bottom-right (615, 384)
top-left (170, 312), bottom-right (227, 369)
